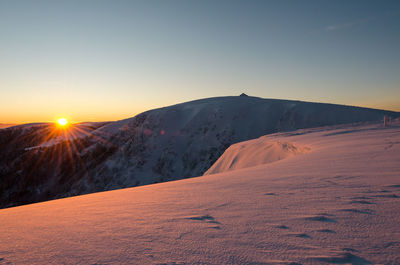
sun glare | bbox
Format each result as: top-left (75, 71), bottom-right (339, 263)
top-left (57, 118), bottom-right (68, 126)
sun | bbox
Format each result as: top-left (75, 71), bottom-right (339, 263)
top-left (57, 118), bottom-right (68, 126)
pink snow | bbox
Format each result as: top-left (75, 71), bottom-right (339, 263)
top-left (0, 121), bottom-right (399, 264)
top-left (205, 138), bottom-right (310, 175)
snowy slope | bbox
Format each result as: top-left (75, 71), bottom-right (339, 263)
top-left (80, 96), bottom-right (399, 188)
top-left (1, 95), bottom-right (399, 209)
top-left (204, 137), bottom-right (310, 175)
top-left (0, 121), bottom-right (399, 264)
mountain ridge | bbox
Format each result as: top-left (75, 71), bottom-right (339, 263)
top-left (1, 121), bottom-right (399, 264)
top-left (0, 95), bottom-right (399, 208)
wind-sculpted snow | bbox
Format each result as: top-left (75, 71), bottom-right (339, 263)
top-left (0, 122), bottom-right (399, 264)
top-left (204, 138), bottom-right (310, 175)
top-left (0, 96), bottom-right (399, 208)
top-left (83, 96), bottom-right (398, 186)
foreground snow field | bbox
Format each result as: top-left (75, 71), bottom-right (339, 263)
top-left (0, 121), bottom-right (399, 264)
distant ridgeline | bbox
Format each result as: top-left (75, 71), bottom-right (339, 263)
top-left (0, 95), bottom-right (398, 208)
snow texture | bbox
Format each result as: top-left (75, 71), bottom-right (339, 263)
top-left (0, 96), bottom-right (398, 209)
top-left (0, 121), bottom-right (399, 264)
top-left (205, 138), bottom-right (310, 175)
top-left (81, 96), bottom-right (399, 188)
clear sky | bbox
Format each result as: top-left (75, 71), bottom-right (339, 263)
top-left (1, 0), bottom-right (399, 124)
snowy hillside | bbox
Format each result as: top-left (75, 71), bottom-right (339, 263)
top-left (205, 137), bottom-right (310, 175)
top-left (1, 121), bottom-right (399, 264)
top-left (84, 96), bottom-right (398, 187)
top-left (0, 95), bottom-right (399, 209)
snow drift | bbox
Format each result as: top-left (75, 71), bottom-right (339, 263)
top-left (84, 95), bottom-right (399, 187)
top-left (205, 139), bottom-right (310, 175)
top-left (0, 95), bottom-right (399, 208)
top-left (0, 121), bottom-right (399, 264)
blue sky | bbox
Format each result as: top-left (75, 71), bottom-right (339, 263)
top-left (0, 0), bottom-right (399, 123)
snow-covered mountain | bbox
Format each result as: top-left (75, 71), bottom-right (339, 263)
top-left (85, 95), bottom-right (398, 187)
top-left (0, 95), bottom-right (399, 208)
top-left (1, 121), bottom-right (399, 264)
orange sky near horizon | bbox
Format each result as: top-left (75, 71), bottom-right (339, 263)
top-left (1, 1), bottom-right (399, 125)
top-left (1, 95), bottom-right (399, 125)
